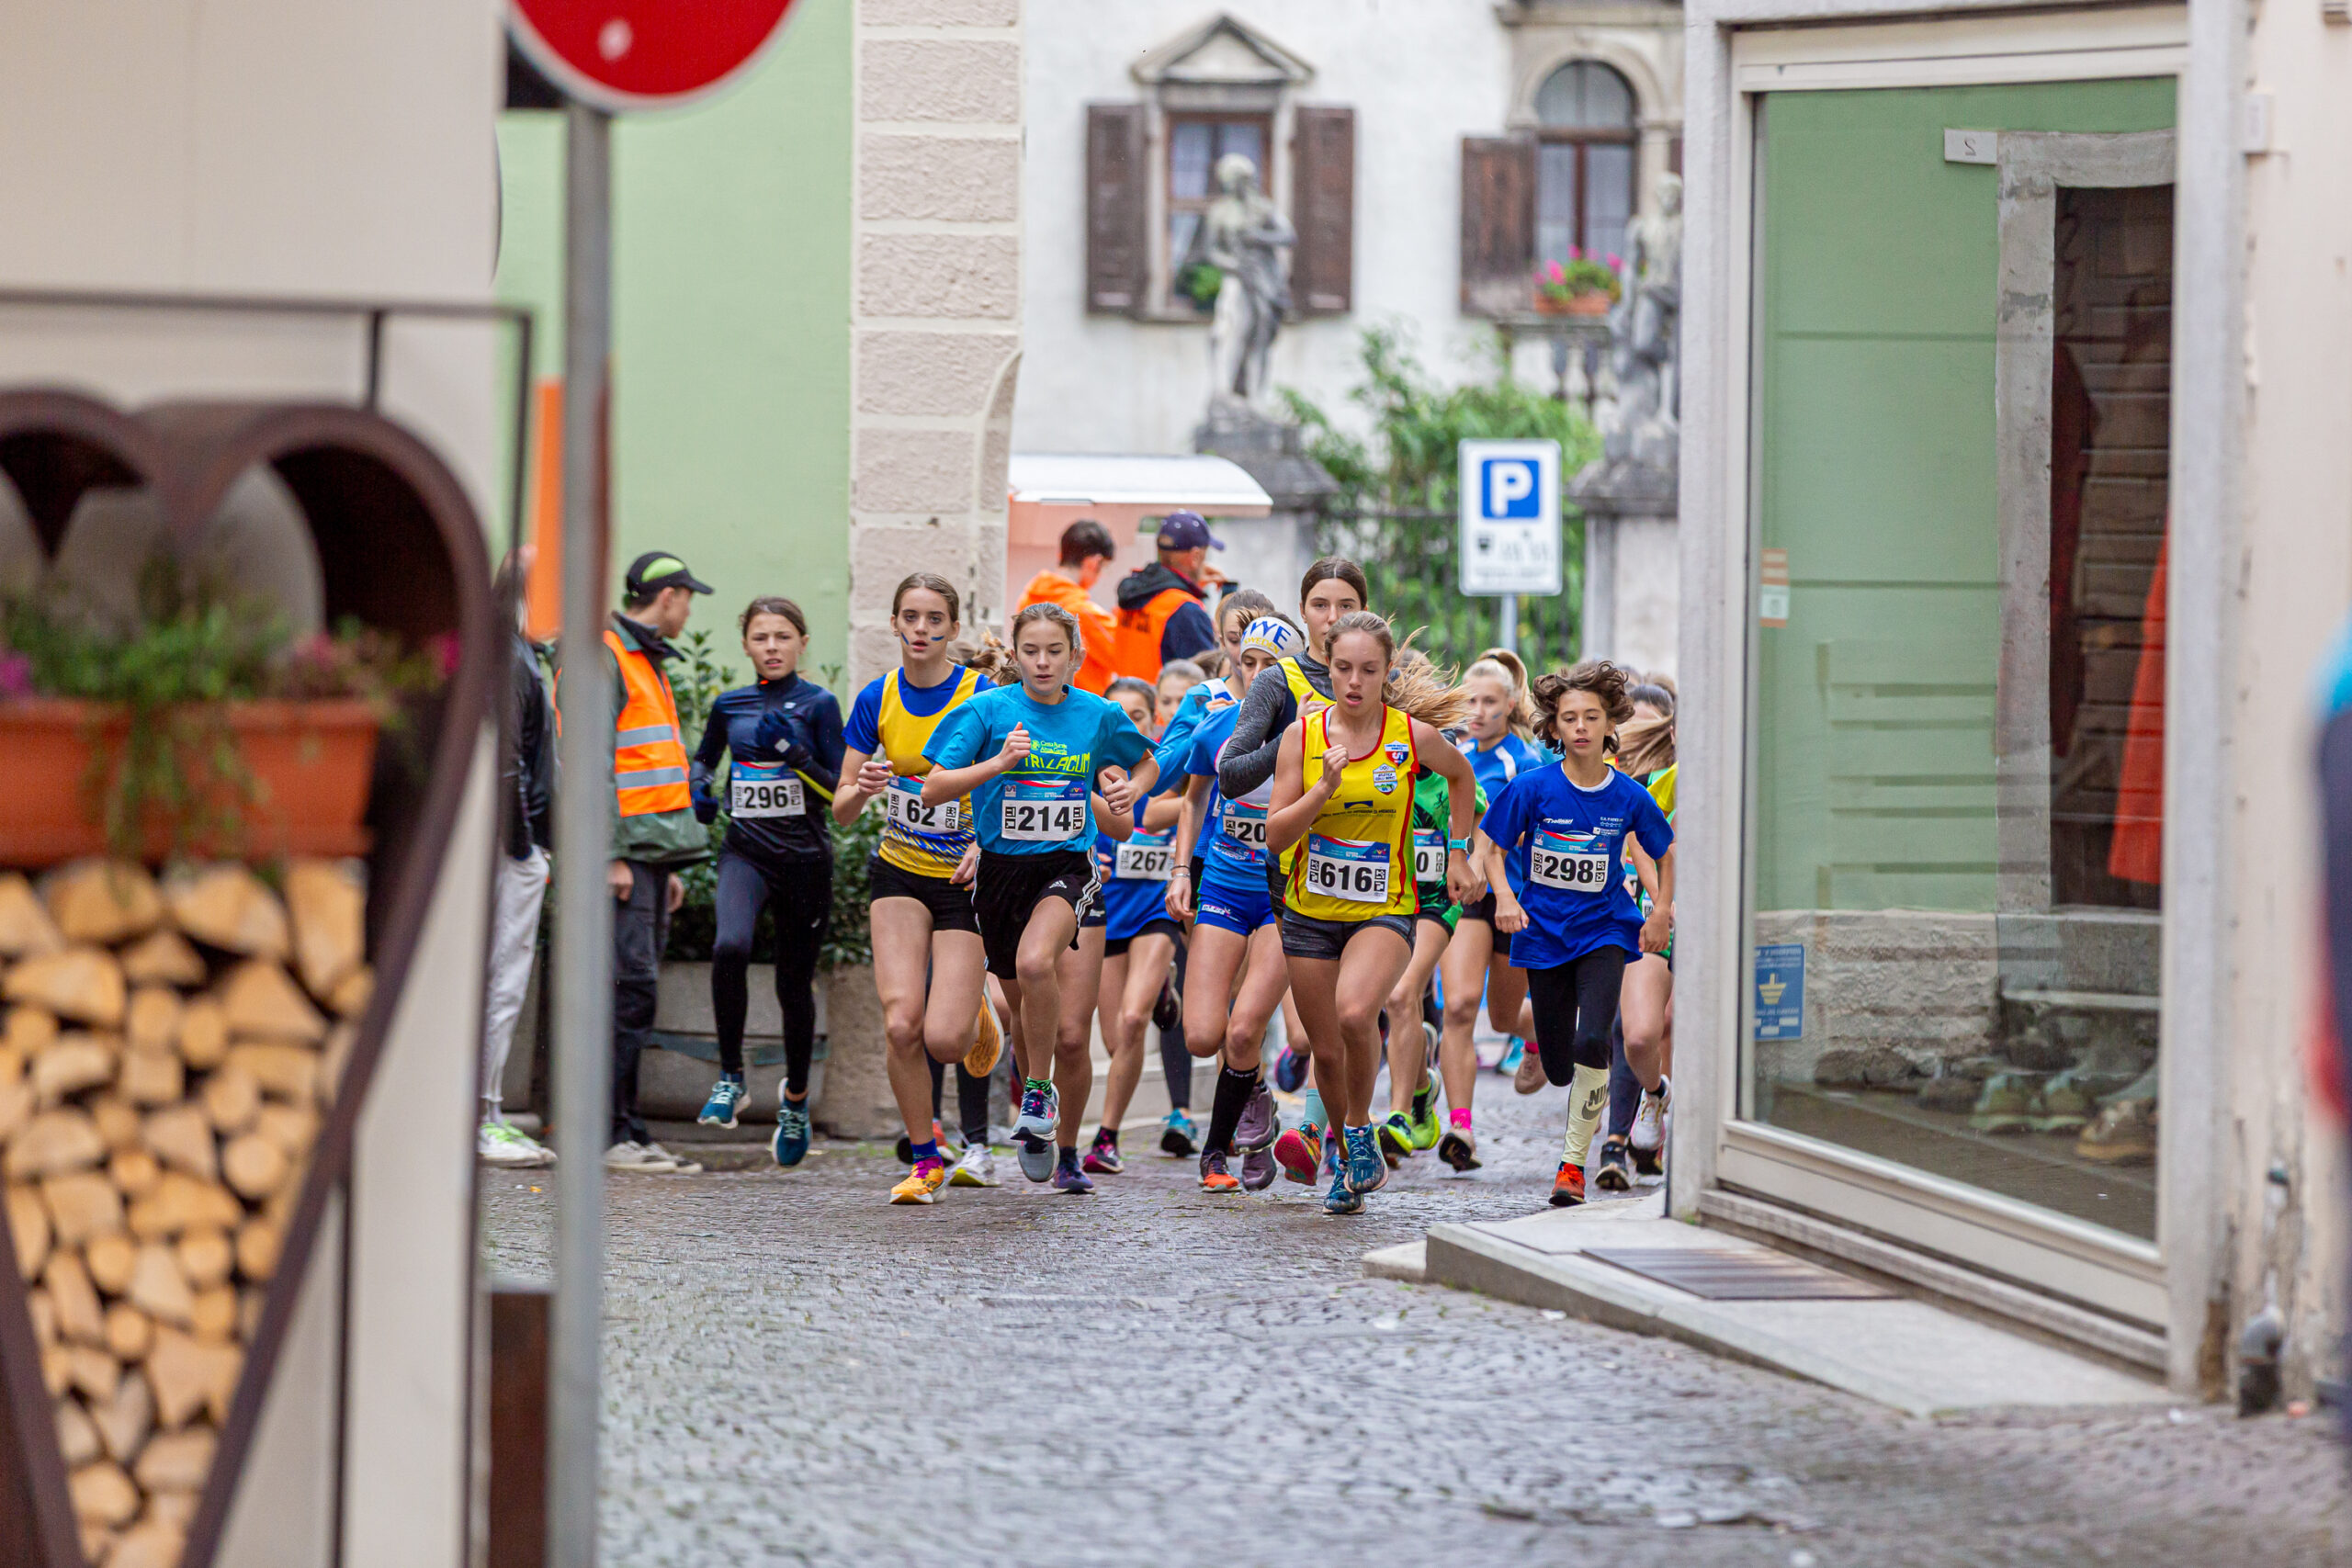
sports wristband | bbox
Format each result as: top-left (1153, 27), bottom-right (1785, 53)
top-left (1448, 838), bottom-right (1472, 852)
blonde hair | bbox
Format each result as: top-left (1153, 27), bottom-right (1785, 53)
top-left (1323, 612), bottom-right (1471, 728)
top-left (1464, 647), bottom-right (1534, 737)
top-left (1614, 712), bottom-right (1676, 777)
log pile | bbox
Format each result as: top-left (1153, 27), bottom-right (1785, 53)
top-left (0, 858), bottom-right (368, 1568)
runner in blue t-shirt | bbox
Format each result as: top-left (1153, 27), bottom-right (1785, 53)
top-left (1481, 660), bottom-right (1673, 1211)
top-left (1165, 614), bottom-right (1306, 1191)
top-left (922, 603), bottom-right (1155, 1192)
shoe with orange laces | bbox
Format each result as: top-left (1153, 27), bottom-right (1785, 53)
top-left (1271, 1123), bottom-right (1323, 1186)
top-left (1549, 1159), bottom-right (1587, 1208)
top-left (890, 1156), bottom-right (951, 1204)
top-left (1197, 1149), bottom-right (1242, 1192)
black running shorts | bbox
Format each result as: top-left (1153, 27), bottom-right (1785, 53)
top-left (976, 849), bottom-right (1100, 978)
top-left (866, 855), bottom-right (978, 934)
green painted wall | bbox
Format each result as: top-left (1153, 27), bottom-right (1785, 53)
top-left (1751, 79), bottom-right (2176, 913)
top-left (492, 0), bottom-right (854, 688)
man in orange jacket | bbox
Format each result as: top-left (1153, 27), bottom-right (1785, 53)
top-left (1112, 510), bottom-right (1222, 682)
top-left (1016, 519), bottom-right (1120, 694)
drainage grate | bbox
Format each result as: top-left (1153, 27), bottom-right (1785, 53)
top-left (1579, 1247), bottom-right (1897, 1301)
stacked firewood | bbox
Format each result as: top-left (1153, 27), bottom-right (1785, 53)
top-left (0, 858), bottom-right (369, 1568)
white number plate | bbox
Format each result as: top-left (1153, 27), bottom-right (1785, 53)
top-left (1222, 801), bottom-right (1268, 852)
top-left (1114, 840), bottom-right (1175, 881)
top-left (883, 775), bottom-right (961, 835)
top-left (1413, 829), bottom-right (1447, 885)
top-left (1530, 829), bottom-right (1612, 893)
top-left (1304, 834), bottom-right (1390, 906)
top-left (729, 768), bottom-right (804, 818)
top-left (1001, 778), bottom-right (1088, 842)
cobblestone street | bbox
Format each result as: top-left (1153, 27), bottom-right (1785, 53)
top-left (480, 1087), bottom-right (2347, 1567)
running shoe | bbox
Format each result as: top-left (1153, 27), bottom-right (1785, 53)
top-left (1013, 1083), bottom-right (1057, 1145)
top-left (603, 1140), bottom-right (678, 1173)
top-left (1082, 1129), bottom-right (1125, 1175)
top-left (1513, 1045), bottom-right (1548, 1096)
top-left (697, 1072), bottom-right (749, 1130)
top-left (1630, 1077), bottom-right (1669, 1176)
top-left (1436, 1121), bottom-right (1481, 1173)
top-left (890, 1156), bottom-right (950, 1204)
top-left (1159, 1108), bottom-right (1198, 1156)
top-left (1343, 1126), bottom-right (1387, 1196)
top-left (479, 1120), bottom-right (554, 1168)
top-left (1272, 1123), bottom-right (1323, 1186)
top-left (639, 1140), bottom-right (704, 1176)
top-left (1234, 1078), bottom-right (1278, 1153)
top-left (1322, 1165), bottom-right (1363, 1215)
top-left (1272, 1045), bottom-right (1308, 1094)
top-left (772, 1100), bottom-right (812, 1168)
top-left (1496, 1035), bottom-right (1527, 1077)
top-left (1052, 1152), bottom-right (1096, 1195)
top-left (1238, 1147), bottom-right (1277, 1190)
top-left (964, 997), bottom-right (1004, 1077)
top-left (1405, 1083), bottom-right (1442, 1151)
top-left (1198, 1149), bottom-right (1242, 1192)
top-left (1549, 1160), bottom-right (1587, 1208)
top-left (949, 1142), bottom-right (1000, 1187)
top-left (1592, 1134), bottom-right (1635, 1193)
top-left (1376, 1113), bottom-right (1417, 1164)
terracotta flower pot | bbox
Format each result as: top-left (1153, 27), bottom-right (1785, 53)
top-left (1563, 290), bottom-right (1614, 317)
top-left (0, 696), bottom-right (381, 865)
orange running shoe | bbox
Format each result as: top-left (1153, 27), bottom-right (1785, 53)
top-left (1549, 1159), bottom-right (1587, 1208)
top-left (1272, 1124), bottom-right (1323, 1186)
top-left (1197, 1150), bottom-right (1243, 1192)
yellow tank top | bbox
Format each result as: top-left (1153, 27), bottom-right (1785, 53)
top-left (1286, 704), bottom-right (1419, 921)
top-left (875, 666), bottom-right (985, 877)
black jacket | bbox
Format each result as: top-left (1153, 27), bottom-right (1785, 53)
top-left (503, 631), bottom-right (555, 858)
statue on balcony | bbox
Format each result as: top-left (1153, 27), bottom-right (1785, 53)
top-left (1182, 152), bottom-right (1295, 417)
top-left (1577, 174), bottom-right (1683, 503)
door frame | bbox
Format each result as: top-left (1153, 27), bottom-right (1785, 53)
top-left (1672, 0), bottom-right (2240, 1390)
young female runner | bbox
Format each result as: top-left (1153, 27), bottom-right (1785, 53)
top-left (1482, 660), bottom-right (1674, 1207)
top-left (1265, 613), bottom-right (1482, 1214)
top-left (1082, 677), bottom-right (1188, 1174)
top-left (688, 597), bottom-right (845, 1158)
top-left (833, 573), bottom-right (1004, 1203)
top-left (922, 603), bottom-right (1154, 1193)
top-left (1594, 705), bottom-right (1678, 1190)
top-left (1167, 614), bottom-right (1306, 1191)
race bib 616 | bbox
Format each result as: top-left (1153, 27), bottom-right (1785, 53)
top-left (1304, 833), bottom-right (1390, 905)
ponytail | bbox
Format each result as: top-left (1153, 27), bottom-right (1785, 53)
top-left (1464, 647), bottom-right (1535, 738)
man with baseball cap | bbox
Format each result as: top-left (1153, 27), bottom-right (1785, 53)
top-left (1112, 510), bottom-right (1222, 682)
top-left (586, 549), bottom-right (712, 1172)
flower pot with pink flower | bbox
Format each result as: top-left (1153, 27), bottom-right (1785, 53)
top-left (1534, 251), bottom-right (1623, 316)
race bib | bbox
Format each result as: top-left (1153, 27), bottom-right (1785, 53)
top-left (729, 762), bottom-right (804, 819)
top-left (1222, 800), bottom-right (1269, 854)
top-left (883, 774), bottom-right (961, 836)
top-left (1001, 776), bottom-right (1088, 843)
top-left (1304, 834), bottom-right (1390, 906)
top-left (1530, 829), bottom-right (1613, 894)
top-left (1413, 829), bottom-right (1448, 885)
top-left (1114, 836), bottom-right (1175, 881)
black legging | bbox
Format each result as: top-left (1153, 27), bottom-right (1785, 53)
top-left (1526, 948), bottom-right (1628, 1087)
top-left (927, 1055), bottom-right (993, 1148)
top-left (1160, 932), bottom-right (1192, 1111)
top-left (711, 852), bottom-right (831, 1094)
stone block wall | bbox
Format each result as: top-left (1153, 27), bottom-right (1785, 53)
top-left (850, 0), bottom-right (1023, 685)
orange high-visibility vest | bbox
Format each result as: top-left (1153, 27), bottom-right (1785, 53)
top-left (1017, 570), bottom-right (1119, 694)
top-left (603, 627), bottom-right (692, 817)
top-left (1113, 586), bottom-right (1196, 682)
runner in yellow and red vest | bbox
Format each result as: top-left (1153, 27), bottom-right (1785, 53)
top-left (584, 551), bottom-right (713, 1172)
top-left (1110, 511), bottom-right (1222, 682)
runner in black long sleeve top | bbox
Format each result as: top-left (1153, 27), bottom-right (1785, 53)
top-left (1216, 650), bottom-right (1334, 800)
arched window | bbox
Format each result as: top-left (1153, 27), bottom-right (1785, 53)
top-left (1534, 61), bottom-right (1638, 271)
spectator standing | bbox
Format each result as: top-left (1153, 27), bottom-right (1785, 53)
top-left (1017, 519), bottom-right (1121, 694)
top-left (479, 560), bottom-right (558, 1168)
top-left (1112, 511), bottom-right (1222, 682)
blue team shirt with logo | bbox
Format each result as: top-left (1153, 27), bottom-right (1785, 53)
top-left (925, 683), bottom-right (1151, 855)
top-left (1479, 763), bottom-right (1672, 970)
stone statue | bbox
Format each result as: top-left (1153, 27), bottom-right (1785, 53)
top-left (1577, 173), bottom-right (1683, 502)
top-left (1181, 152), bottom-right (1294, 413)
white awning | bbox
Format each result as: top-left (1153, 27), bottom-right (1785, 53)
top-left (1007, 452), bottom-right (1271, 545)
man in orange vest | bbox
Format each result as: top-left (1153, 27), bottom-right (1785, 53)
top-left (600, 551), bottom-right (713, 1172)
top-left (1016, 518), bottom-right (1120, 694)
top-left (1112, 510), bottom-right (1222, 682)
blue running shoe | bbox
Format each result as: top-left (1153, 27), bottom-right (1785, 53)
top-left (1322, 1165), bottom-right (1363, 1215)
top-left (772, 1098), bottom-right (812, 1168)
top-left (1272, 1046), bottom-right (1308, 1094)
top-left (1013, 1080), bottom-right (1057, 1145)
top-left (1344, 1125), bottom-right (1387, 1195)
top-left (698, 1072), bottom-right (748, 1129)
top-left (1052, 1152), bottom-right (1095, 1195)
top-left (1159, 1108), bottom-right (1197, 1156)
top-left (1497, 1035), bottom-right (1527, 1077)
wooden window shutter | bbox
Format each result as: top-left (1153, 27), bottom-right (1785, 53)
top-left (1086, 103), bottom-right (1148, 314)
top-left (1460, 135), bottom-right (1535, 316)
top-left (1290, 105), bottom-right (1355, 317)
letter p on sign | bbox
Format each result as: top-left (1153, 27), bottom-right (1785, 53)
top-left (1486, 458), bottom-right (1540, 519)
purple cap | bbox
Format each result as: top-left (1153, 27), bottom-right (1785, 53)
top-left (1156, 511), bottom-right (1225, 551)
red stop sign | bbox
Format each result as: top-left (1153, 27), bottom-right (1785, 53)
top-left (510, 0), bottom-right (797, 111)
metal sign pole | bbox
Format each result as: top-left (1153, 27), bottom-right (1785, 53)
top-left (1498, 592), bottom-right (1518, 657)
top-left (548, 98), bottom-right (613, 1568)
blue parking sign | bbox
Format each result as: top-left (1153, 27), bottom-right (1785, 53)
top-left (1484, 457), bottom-right (1541, 518)
top-left (1457, 439), bottom-right (1560, 595)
